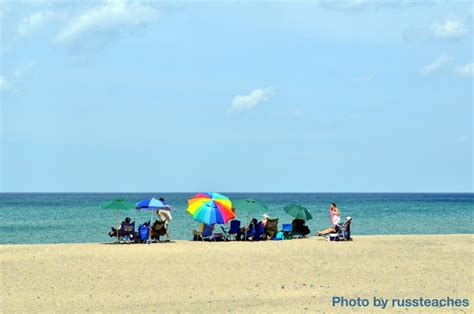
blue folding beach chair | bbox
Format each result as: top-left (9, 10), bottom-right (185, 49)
top-left (327, 217), bottom-right (353, 242)
top-left (109, 220), bottom-right (137, 244)
top-left (337, 217), bottom-right (352, 241)
top-left (281, 223), bottom-right (293, 240)
top-left (119, 221), bottom-right (136, 243)
top-left (221, 220), bottom-right (241, 241)
top-left (199, 224), bottom-right (216, 241)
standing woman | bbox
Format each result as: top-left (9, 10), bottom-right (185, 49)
top-left (329, 202), bottom-right (340, 226)
top-left (157, 197), bottom-right (172, 242)
top-left (317, 202), bottom-right (341, 236)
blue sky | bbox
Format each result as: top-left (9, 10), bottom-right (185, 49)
top-left (1, 0), bottom-right (472, 192)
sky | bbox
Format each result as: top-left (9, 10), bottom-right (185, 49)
top-left (0, 0), bottom-right (472, 193)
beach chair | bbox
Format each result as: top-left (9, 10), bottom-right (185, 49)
top-left (265, 218), bottom-right (279, 239)
top-left (281, 223), bottom-right (293, 240)
top-left (221, 220), bottom-right (241, 241)
top-left (337, 217), bottom-right (352, 241)
top-left (151, 219), bottom-right (167, 242)
top-left (292, 219), bottom-right (310, 239)
top-left (120, 221), bottom-right (136, 243)
top-left (327, 217), bottom-right (353, 242)
top-left (197, 224), bottom-right (216, 241)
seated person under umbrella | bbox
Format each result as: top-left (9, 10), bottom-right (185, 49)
top-left (192, 222), bottom-right (211, 240)
top-left (292, 218), bottom-right (310, 237)
top-left (244, 218), bottom-right (265, 241)
top-left (263, 214), bottom-right (279, 239)
top-left (108, 217), bottom-right (137, 240)
top-left (192, 223), bottom-right (225, 241)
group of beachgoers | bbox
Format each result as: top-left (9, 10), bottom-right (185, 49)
top-left (191, 213), bottom-right (311, 241)
top-left (108, 201), bottom-right (352, 243)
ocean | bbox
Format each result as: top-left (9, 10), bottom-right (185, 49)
top-left (0, 193), bottom-right (472, 244)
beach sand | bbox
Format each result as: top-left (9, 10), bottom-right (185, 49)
top-left (1, 235), bottom-right (473, 313)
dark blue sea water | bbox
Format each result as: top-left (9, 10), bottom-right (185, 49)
top-left (0, 193), bottom-right (472, 244)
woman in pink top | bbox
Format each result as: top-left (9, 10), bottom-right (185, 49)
top-left (317, 202), bottom-right (341, 236)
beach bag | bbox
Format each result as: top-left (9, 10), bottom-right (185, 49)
top-left (139, 224), bottom-right (149, 241)
top-left (272, 232), bottom-right (283, 240)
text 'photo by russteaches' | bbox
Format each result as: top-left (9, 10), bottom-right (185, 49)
top-left (0, 0), bottom-right (472, 313)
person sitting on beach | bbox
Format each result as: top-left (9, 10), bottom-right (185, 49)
top-left (317, 202), bottom-right (341, 236)
top-left (192, 223), bottom-right (217, 241)
top-left (261, 214), bottom-right (268, 227)
top-left (157, 197), bottom-right (172, 242)
top-left (108, 217), bottom-right (136, 240)
top-left (244, 219), bottom-right (256, 240)
top-left (192, 223), bottom-right (205, 241)
top-left (244, 218), bottom-right (259, 240)
top-left (244, 217), bottom-right (266, 240)
top-left (263, 214), bottom-right (279, 239)
top-left (256, 214), bottom-right (268, 239)
top-left (292, 218), bottom-right (310, 237)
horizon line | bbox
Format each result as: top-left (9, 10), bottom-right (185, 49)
top-left (0, 191), bottom-right (472, 194)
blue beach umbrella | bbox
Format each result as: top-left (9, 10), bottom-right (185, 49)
top-left (135, 198), bottom-right (168, 210)
top-left (135, 198), bottom-right (171, 232)
top-left (135, 198), bottom-right (173, 243)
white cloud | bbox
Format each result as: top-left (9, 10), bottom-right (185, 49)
top-left (405, 15), bottom-right (471, 43)
top-left (431, 16), bottom-right (469, 40)
top-left (0, 63), bottom-right (35, 93)
top-left (17, 10), bottom-right (56, 36)
top-left (56, 0), bottom-right (158, 46)
top-left (420, 53), bottom-right (450, 75)
top-left (0, 75), bottom-right (8, 91)
top-left (455, 63), bottom-right (474, 77)
top-left (229, 87), bottom-right (274, 112)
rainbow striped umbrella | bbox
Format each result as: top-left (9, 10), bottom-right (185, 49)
top-left (187, 192), bottom-right (234, 225)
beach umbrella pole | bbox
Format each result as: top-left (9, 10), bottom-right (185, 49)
top-left (149, 211), bottom-right (153, 243)
top-left (245, 212), bottom-right (250, 239)
top-left (116, 209), bottom-right (120, 244)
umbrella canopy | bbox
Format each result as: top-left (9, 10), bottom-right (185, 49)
top-left (232, 198), bottom-right (269, 213)
top-left (135, 198), bottom-right (168, 210)
top-left (187, 192), bottom-right (234, 225)
top-left (283, 204), bottom-right (313, 221)
top-left (101, 198), bottom-right (135, 210)
top-left (101, 198), bottom-right (135, 243)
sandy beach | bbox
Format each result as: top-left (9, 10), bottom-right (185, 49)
top-left (1, 234), bottom-right (473, 313)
